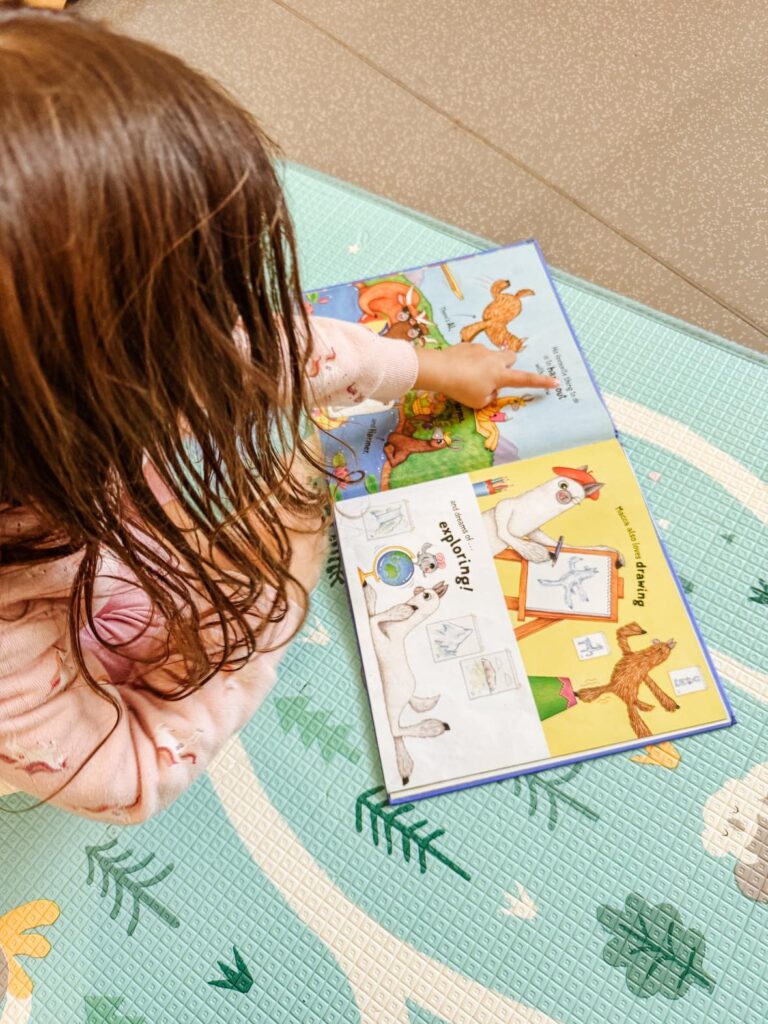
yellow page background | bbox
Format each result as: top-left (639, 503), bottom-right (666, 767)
top-left (471, 439), bottom-right (730, 757)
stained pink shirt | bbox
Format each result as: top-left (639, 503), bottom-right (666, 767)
top-left (0, 318), bottom-right (418, 822)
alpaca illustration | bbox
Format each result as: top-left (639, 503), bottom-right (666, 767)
top-left (538, 557), bottom-right (599, 610)
top-left (576, 622), bottom-right (679, 739)
top-left (363, 581), bottom-right (449, 785)
top-left (460, 279), bottom-right (534, 350)
top-left (483, 464), bottom-right (624, 565)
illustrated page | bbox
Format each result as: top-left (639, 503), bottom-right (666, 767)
top-left (336, 438), bottom-right (733, 801)
top-left (334, 474), bottom-right (551, 799)
top-left (310, 241), bottom-right (616, 501)
top-left (471, 439), bottom-right (732, 767)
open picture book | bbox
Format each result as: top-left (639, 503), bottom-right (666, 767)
top-left (308, 241), bottom-right (734, 803)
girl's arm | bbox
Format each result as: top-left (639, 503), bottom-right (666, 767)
top-left (306, 317), bottom-right (558, 411)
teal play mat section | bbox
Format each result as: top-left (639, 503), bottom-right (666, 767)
top-left (1, 164), bottom-right (766, 1024)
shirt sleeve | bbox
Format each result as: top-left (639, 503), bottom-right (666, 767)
top-left (305, 316), bottom-right (419, 408)
top-left (142, 316), bottom-right (419, 506)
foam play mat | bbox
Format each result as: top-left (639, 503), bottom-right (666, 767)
top-left (1, 164), bottom-right (766, 1024)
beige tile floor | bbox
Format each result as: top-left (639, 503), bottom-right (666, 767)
top-left (77, 0), bottom-right (768, 352)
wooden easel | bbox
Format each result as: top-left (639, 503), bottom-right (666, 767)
top-left (495, 547), bottom-right (625, 641)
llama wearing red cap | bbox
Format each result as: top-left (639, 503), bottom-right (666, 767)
top-left (483, 464), bottom-right (624, 565)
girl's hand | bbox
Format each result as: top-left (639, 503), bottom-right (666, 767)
top-left (414, 344), bottom-right (559, 410)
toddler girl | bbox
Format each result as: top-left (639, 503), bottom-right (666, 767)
top-left (0, 3), bottom-right (555, 822)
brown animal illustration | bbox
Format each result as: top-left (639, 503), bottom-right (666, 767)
top-left (460, 279), bottom-right (534, 350)
top-left (576, 622), bottom-right (679, 739)
top-left (382, 316), bottom-right (430, 344)
top-left (357, 280), bottom-right (431, 345)
top-left (383, 419), bottom-right (463, 469)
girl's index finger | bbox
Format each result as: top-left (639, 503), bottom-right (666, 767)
top-left (505, 369), bottom-right (560, 390)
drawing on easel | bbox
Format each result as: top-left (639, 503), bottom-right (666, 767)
top-left (461, 650), bottom-right (519, 699)
top-left (427, 615), bottom-right (481, 662)
top-left (363, 501), bottom-right (412, 540)
top-left (481, 462), bottom-right (625, 642)
top-left (499, 545), bottom-right (623, 640)
top-left (527, 554), bottom-right (612, 616)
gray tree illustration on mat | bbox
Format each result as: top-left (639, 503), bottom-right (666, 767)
top-left (597, 893), bottom-right (715, 999)
top-left (85, 839), bottom-right (180, 937)
top-left (513, 763), bottom-right (599, 831)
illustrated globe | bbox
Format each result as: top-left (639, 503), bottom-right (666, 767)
top-left (375, 548), bottom-right (415, 587)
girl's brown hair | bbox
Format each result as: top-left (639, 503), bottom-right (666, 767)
top-left (0, 4), bottom-right (324, 713)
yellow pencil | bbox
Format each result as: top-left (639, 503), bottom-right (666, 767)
top-left (441, 263), bottom-right (463, 300)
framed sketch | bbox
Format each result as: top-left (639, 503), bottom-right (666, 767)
top-left (518, 548), bottom-right (619, 622)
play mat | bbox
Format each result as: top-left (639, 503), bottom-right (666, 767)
top-left (0, 164), bottom-right (766, 1024)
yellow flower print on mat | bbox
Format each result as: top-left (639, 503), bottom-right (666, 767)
top-left (630, 741), bottom-right (682, 769)
top-left (0, 901), bottom-right (59, 999)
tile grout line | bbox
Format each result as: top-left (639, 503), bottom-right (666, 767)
top-left (269, 0), bottom-right (768, 342)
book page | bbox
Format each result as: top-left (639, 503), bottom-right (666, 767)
top-left (476, 439), bottom-right (732, 772)
top-left (310, 241), bottom-right (616, 501)
top-left (334, 474), bottom-right (551, 798)
top-left (335, 438), bottom-right (732, 802)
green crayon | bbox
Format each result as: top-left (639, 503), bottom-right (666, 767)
top-left (528, 676), bottom-right (578, 721)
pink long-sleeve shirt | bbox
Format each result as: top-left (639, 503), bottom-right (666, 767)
top-left (0, 318), bottom-right (418, 823)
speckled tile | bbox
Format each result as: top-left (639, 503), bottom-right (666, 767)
top-left (76, 0), bottom-right (767, 352)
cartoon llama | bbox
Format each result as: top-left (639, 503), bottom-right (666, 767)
top-left (482, 464), bottom-right (624, 565)
top-left (363, 581), bottom-right (449, 785)
top-left (576, 622), bottom-right (679, 739)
